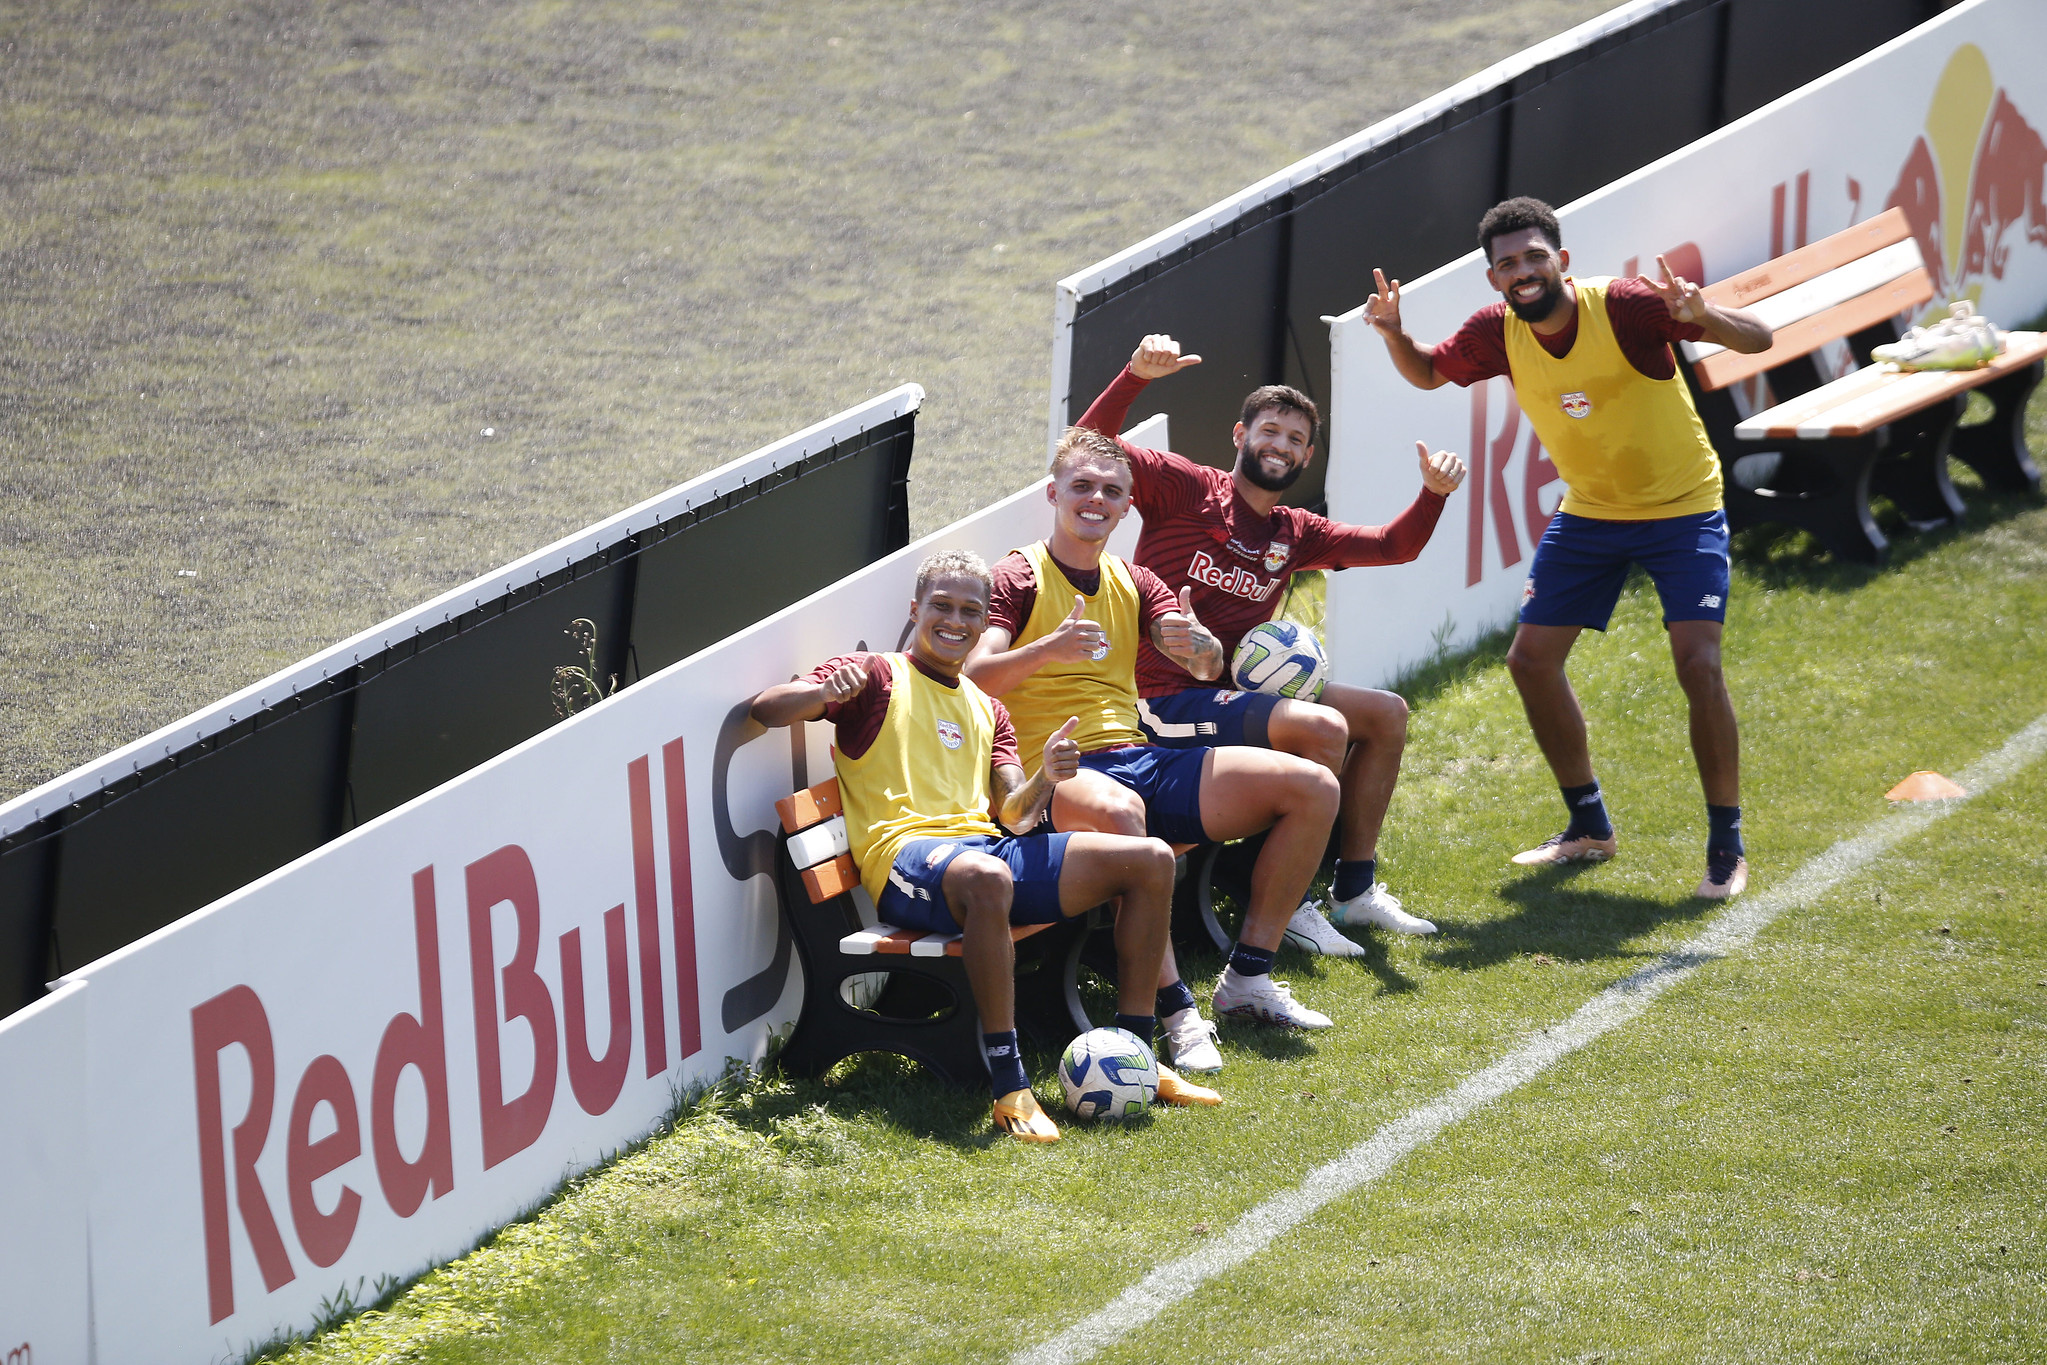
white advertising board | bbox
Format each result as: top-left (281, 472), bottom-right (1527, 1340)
top-left (1324, 0), bottom-right (2047, 687)
top-left (54, 470), bottom-right (1127, 1364)
top-left (0, 981), bottom-right (91, 1365)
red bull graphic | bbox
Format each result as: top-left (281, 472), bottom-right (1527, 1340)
top-left (1887, 44), bottom-right (2047, 308)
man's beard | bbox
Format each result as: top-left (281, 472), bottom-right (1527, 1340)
top-left (1236, 443), bottom-right (1305, 493)
top-left (1504, 275), bottom-right (1565, 322)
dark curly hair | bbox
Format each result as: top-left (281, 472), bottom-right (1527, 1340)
top-left (1477, 197), bottom-right (1562, 263)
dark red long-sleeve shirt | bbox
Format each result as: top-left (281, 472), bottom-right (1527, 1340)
top-left (1078, 367), bottom-right (1445, 696)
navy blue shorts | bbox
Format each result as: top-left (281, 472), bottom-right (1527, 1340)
top-left (1520, 510), bottom-right (1731, 631)
top-left (1137, 689), bottom-right (1279, 750)
top-left (878, 834), bottom-right (1072, 935)
top-left (1069, 745), bottom-right (1209, 845)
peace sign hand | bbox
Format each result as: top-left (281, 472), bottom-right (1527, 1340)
top-left (1641, 254), bottom-right (1708, 324)
top-left (1364, 268), bottom-right (1404, 334)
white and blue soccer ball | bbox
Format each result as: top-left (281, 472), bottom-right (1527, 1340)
top-left (1058, 1027), bottom-right (1158, 1119)
top-left (1230, 619), bottom-right (1328, 702)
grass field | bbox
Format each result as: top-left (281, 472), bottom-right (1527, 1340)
top-left (9, 4), bottom-right (2045, 1361)
top-left (265, 453), bottom-right (2047, 1362)
top-left (0, 0), bottom-right (1614, 798)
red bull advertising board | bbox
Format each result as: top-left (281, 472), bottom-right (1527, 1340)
top-left (0, 469), bottom-right (1138, 1364)
top-left (1324, 0), bottom-right (2047, 688)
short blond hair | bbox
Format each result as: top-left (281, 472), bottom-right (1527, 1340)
top-left (1051, 426), bottom-right (1132, 477)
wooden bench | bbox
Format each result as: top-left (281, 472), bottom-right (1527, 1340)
top-left (770, 778), bottom-right (1098, 1089)
top-left (1679, 207), bottom-right (2046, 564)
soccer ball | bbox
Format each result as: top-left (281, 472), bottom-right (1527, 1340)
top-left (1058, 1027), bottom-right (1158, 1119)
top-left (1230, 619), bottom-right (1328, 701)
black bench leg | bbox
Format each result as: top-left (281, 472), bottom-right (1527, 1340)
top-left (1724, 457), bottom-right (1890, 566)
top-left (1871, 399), bottom-right (1967, 529)
top-left (1948, 360), bottom-right (2044, 495)
top-left (776, 953), bottom-right (994, 1091)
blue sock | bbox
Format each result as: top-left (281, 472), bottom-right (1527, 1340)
top-left (1333, 857), bottom-right (1376, 902)
top-left (1707, 804), bottom-right (1744, 858)
top-left (1115, 1013), bottom-right (1157, 1045)
top-left (983, 1030), bottom-right (1028, 1098)
top-left (1156, 979), bottom-right (1197, 1018)
top-left (1561, 780), bottom-right (1613, 839)
top-left (1228, 942), bottom-right (1276, 978)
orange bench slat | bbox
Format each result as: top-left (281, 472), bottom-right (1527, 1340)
top-left (1693, 267), bottom-right (1934, 392)
top-left (800, 852), bottom-right (860, 903)
top-left (1701, 207), bottom-right (1913, 311)
top-left (776, 778), bottom-right (842, 834)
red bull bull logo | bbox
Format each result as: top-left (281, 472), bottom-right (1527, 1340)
top-left (1886, 43), bottom-right (2047, 309)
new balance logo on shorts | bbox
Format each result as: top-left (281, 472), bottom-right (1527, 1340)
top-left (1700, 594), bottom-right (1722, 608)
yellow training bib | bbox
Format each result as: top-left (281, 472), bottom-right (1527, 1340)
top-left (834, 654), bottom-right (1002, 904)
top-left (1002, 542), bottom-right (1148, 775)
top-left (1506, 277), bottom-right (1722, 520)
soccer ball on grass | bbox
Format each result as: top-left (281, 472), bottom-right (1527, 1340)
top-left (1058, 1027), bottom-right (1158, 1119)
top-left (1230, 619), bottom-right (1328, 701)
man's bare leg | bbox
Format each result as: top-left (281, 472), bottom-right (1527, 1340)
top-left (1054, 831), bottom-right (1175, 1018)
top-left (1504, 623), bottom-right (1594, 785)
top-left (1667, 621), bottom-right (1739, 805)
top-left (1269, 682), bottom-right (1409, 863)
top-left (1051, 770), bottom-right (1225, 1074)
top-left (944, 852), bottom-right (1020, 1034)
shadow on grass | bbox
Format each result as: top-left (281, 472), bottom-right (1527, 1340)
top-left (1732, 480), bottom-right (2043, 594)
top-left (1426, 862), bottom-right (1716, 972)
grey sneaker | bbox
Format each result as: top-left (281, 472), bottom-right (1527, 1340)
top-left (1282, 898), bottom-right (1368, 956)
top-left (1329, 882), bottom-right (1437, 935)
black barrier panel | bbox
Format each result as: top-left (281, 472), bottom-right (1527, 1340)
top-left (346, 570), bottom-right (635, 824)
top-left (1067, 205), bottom-right (1291, 473)
top-left (1723, 0), bottom-right (1939, 122)
top-left (47, 692), bottom-right (354, 975)
top-left (1067, 0), bottom-right (1949, 506)
top-left (0, 405), bottom-right (917, 1021)
top-left (631, 416), bottom-right (913, 676)
top-left (1504, 4), bottom-right (1724, 214)
top-left (1283, 108), bottom-right (1511, 509)
top-left (0, 837), bottom-right (53, 1017)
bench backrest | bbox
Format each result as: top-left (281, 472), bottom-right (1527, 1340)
top-left (775, 777), bottom-right (860, 904)
top-left (1682, 207), bottom-right (1933, 392)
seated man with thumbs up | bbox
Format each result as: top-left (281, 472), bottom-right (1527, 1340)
top-left (965, 429), bottom-right (1344, 1050)
top-left (751, 549), bottom-right (1185, 1144)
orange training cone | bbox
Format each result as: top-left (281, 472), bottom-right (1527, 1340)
top-left (1886, 770), bottom-right (1967, 801)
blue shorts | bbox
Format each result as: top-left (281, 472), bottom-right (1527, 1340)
top-left (1520, 511), bottom-right (1731, 631)
top-left (1068, 745), bottom-right (1209, 845)
top-left (1137, 689), bottom-right (1279, 750)
top-left (878, 834), bottom-right (1071, 935)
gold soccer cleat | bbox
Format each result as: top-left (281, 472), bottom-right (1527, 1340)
top-left (1154, 1064), bottom-right (1222, 1107)
top-left (993, 1088), bottom-right (1061, 1142)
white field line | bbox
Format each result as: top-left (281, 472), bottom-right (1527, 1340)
top-left (1016, 713), bottom-right (2047, 1365)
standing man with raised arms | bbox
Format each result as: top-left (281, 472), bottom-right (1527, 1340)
top-left (1364, 196), bottom-right (1772, 897)
top-left (1074, 340), bottom-right (1466, 949)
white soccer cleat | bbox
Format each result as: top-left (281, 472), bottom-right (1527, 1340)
top-left (1329, 883), bottom-right (1437, 935)
top-left (1160, 1006), bottom-right (1224, 1073)
top-left (1282, 898), bottom-right (1369, 955)
top-left (1511, 829), bottom-right (1618, 866)
top-left (1872, 300), bottom-right (2004, 372)
top-left (1212, 970), bottom-right (1334, 1029)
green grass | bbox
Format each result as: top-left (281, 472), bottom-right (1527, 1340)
top-left (0, 0), bottom-right (1616, 798)
top-left (266, 459), bottom-right (2047, 1361)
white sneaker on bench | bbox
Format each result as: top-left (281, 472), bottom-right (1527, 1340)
top-left (1873, 300), bottom-right (2004, 371)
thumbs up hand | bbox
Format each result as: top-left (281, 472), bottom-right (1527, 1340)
top-left (1153, 586), bottom-right (1225, 682)
top-left (1047, 593), bottom-right (1108, 662)
top-left (1042, 716), bottom-right (1082, 784)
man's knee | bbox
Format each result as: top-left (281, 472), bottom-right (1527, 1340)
top-left (1273, 701), bottom-right (1348, 768)
top-left (1354, 689), bottom-right (1408, 744)
top-left (946, 853), bottom-right (1013, 918)
top-left (1672, 643), bottom-right (1725, 695)
top-left (1132, 836), bottom-right (1176, 894)
top-left (1054, 775), bottom-right (1146, 837)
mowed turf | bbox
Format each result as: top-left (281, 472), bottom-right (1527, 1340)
top-left (0, 0), bottom-right (1615, 799)
top-left (270, 451), bottom-right (2047, 1361)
